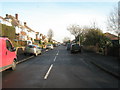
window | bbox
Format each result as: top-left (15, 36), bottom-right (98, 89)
top-left (6, 40), bottom-right (13, 51)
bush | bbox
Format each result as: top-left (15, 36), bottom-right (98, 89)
top-left (11, 40), bottom-right (22, 47)
top-left (0, 24), bottom-right (15, 40)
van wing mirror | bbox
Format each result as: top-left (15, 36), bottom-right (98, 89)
top-left (12, 47), bottom-right (16, 52)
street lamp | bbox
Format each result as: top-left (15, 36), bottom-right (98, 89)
top-left (77, 25), bottom-right (81, 45)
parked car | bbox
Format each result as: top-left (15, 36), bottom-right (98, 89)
top-left (62, 43), bottom-right (66, 46)
top-left (70, 43), bottom-right (81, 53)
top-left (46, 44), bottom-right (54, 50)
top-left (66, 43), bottom-right (71, 50)
top-left (53, 44), bottom-right (58, 47)
top-left (0, 37), bottom-right (17, 72)
top-left (24, 44), bottom-right (42, 56)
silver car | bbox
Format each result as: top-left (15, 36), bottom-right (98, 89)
top-left (24, 44), bottom-right (42, 56)
top-left (46, 44), bottom-right (54, 50)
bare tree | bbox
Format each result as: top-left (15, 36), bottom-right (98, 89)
top-left (107, 5), bottom-right (119, 35)
top-left (67, 24), bottom-right (82, 39)
top-left (63, 37), bottom-right (70, 43)
top-left (67, 24), bottom-right (87, 44)
top-left (47, 29), bottom-right (54, 42)
top-left (90, 21), bottom-right (98, 30)
top-left (107, 2), bottom-right (120, 45)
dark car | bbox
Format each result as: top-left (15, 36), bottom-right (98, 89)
top-left (53, 44), bottom-right (58, 47)
top-left (66, 43), bottom-right (71, 50)
top-left (70, 43), bottom-right (81, 53)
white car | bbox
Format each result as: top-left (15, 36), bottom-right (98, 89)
top-left (46, 44), bottom-right (54, 50)
top-left (24, 44), bottom-right (42, 56)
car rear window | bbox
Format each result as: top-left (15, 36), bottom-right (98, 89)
top-left (47, 44), bottom-right (51, 46)
top-left (27, 45), bottom-right (35, 48)
top-left (75, 44), bottom-right (79, 47)
top-left (72, 44), bottom-right (79, 48)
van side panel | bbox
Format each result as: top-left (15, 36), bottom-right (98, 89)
top-left (0, 39), bottom-right (7, 69)
top-left (0, 39), bottom-right (2, 68)
top-left (0, 38), bottom-right (17, 72)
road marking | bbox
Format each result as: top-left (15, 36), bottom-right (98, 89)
top-left (56, 50), bottom-right (59, 55)
top-left (44, 64), bottom-right (53, 80)
top-left (81, 58), bottom-right (89, 66)
top-left (54, 56), bottom-right (57, 62)
top-left (44, 50), bottom-right (59, 80)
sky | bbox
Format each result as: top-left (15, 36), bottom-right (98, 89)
top-left (0, 0), bottom-right (119, 42)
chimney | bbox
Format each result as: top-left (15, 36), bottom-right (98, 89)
top-left (15, 14), bottom-right (18, 20)
top-left (5, 14), bottom-right (9, 19)
top-left (36, 32), bottom-right (39, 35)
top-left (6, 14), bottom-right (8, 17)
top-left (24, 22), bottom-right (26, 26)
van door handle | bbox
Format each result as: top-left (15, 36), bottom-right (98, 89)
top-left (6, 52), bottom-right (7, 55)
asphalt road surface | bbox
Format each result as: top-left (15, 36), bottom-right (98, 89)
top-left (2, 45), bottom-right (119, 88)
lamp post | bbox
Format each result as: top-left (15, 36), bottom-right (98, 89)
top-left (76, 25), bottom-right (81, 45)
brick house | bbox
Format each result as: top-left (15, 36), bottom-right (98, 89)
top-left (104, 32), bottom-right (119, 57)
top-left (104, 32), bottom-right (119, 46)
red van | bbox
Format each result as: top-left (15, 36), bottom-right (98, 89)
top-left (0, 37), bottom-right (17, 72)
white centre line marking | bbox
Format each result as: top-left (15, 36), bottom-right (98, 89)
top-left (54, 56), bottom-right (57, 62)
top-left (44, 50), bottom-right (59, 80)
top-left (56, 50), bottom-right (59, 55)
top-left (44, 64), bottom-right (53, 80)
top-left (81, 58), bottom-right (89, 66)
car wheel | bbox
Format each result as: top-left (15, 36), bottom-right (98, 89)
top-left (35, 53), bottom-right (38, 56)
top-left (40, 52), bottom-right (42, 55)
top-left (11, 61), bottom-right (16, 71)
top-left (79, 49), bottom-right (81, 53)
top-left (24, 53), bottom-right (27, 56)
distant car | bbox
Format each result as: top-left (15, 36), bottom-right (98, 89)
top-left (0, 37), bottom-right (17, 72)
top-left (70, 43), bottom-right (81, 53)
top-left (66, 43), bottom-right (71, 50)
top-left (63, 43), bottom-right (66, 46)
top-left (58, 43), bottom-right (61, 46)
top-left (24, 44), bottom-right (42, 56)
top-left (46, 44), bottom-right (54, 50)
top-left (53, 44), bottom-right (57, 47)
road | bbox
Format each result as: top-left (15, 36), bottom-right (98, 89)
top-left (2, 45), bottom-right (118, 88)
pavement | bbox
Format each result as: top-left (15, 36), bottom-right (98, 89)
top-left (83, 51), bottom-right (120, 79)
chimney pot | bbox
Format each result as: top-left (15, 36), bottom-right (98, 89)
top-left (15, 14), bottom-right (18, 20)
top-left (5, 14), bottom-right (9, 19)
top-left (24, 22), bottom-right (26, 26)
top-left (6, 14), bottom-right (8, 17)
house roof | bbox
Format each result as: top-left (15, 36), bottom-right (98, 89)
top-left (3, 14), bottom-right (36, 33)
top-left (2, 14), bottom-right (42, 36)
top-left (24, 25), bottom-right (36, 32)
top-left (0, 16), bottom-right (10, 22)
top-left (104, 32), bottom-right (118, 40)
top-left (7, 15), bottom-right (19, 26)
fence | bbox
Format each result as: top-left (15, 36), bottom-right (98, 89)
top-left (106, 46), bottom-right (120, 57)
top-left (83, 45), bottom-right (120, 58)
